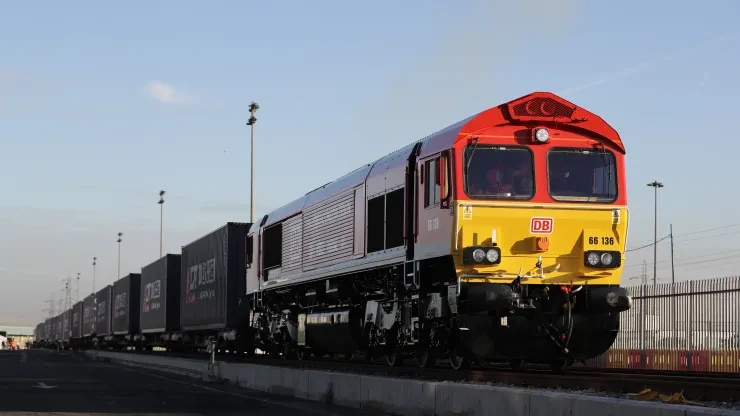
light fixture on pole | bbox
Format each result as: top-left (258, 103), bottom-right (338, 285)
top-left (92, 257), bottom-right (97, 295)
top-left (247, 101), bottom-right (259, 223)
top-left (117, 232), bottom-right (123, 281)
top-left (159, 190), bottom-right (165, 258)
top-left (646, 180), bottom-right (664, 287)
top-left (76, 272), bottom-right (80, 303)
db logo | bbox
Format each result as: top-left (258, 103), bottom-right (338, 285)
top-left (530, 217), bottom-right (554, 234)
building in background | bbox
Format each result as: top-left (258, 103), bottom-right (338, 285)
top-left (0, 326), bottom-right (35, 349)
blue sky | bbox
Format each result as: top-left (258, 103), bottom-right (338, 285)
top-left (1, 0), bottom-right (739, 325)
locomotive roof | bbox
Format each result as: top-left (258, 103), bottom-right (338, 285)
top-left (253, 91), bottom-right (623, 231)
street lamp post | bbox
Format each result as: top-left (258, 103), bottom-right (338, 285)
top-left (647, 181), bottom-right (664, 287)
top-left (247, 102), bottom-right (259, 223)
top-left (92, 257), bottom-right (97, 295)
top-left (159, 190), bottom-right (165, 258)
top-left (76, 272), bottom-right (80, 303)
top-left (117, 232), bottom-right (123, 281)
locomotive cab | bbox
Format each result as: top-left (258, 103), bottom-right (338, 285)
top-left (443, 94), bottom-right (632, 370)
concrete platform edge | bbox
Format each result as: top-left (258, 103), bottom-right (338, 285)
top-left (83, 351), bottom-right (740, 416)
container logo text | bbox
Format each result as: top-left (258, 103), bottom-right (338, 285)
top-left (114, 292), bottom-right (127, 319)
top-left (143, 279), bottom-right (162, 313)
top-left (97, 300), bottom-right (107, 324)
top-left (185, 258), bottom-right (217, 305)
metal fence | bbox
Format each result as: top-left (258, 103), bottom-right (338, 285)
top-left (587, 275), bottom-right (740, 372)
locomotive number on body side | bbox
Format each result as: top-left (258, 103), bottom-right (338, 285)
top-left (427, 217), bottom-right (440, 231)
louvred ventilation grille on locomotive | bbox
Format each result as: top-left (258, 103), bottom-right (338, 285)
top-left (507, 96), bottom-right (576, 122)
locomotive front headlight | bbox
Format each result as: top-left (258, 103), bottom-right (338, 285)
top-left (600, 252), bottom-right (613, 266)
top-left (534, 128), bottom-right (549, 143)
top-left (486, 248), bottom-right (500, 263)
top-left (472, 248), bottom-right (486, 262)
top-left (586, 252), bottom-right (600, 266)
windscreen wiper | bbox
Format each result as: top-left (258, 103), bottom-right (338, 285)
top-left (464, 137), bottom-right (480, 174)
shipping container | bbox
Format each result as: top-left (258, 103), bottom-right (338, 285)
top-left (44, 318), bottom-right (51, 341)
top-left (112, 273), bottom-right (141, 335)
top-left (62, 310), bottom-right (71, 340)
top-left (95, 285), bottom-right (113, 336)
top-left (54, 315), bottom-right (62, 341)
top-left (140, 254), bottom-right (181, 333)
top-left (82, 293), bottom-right (96, 337)
top-left (180, 222), bottom-right (249, 330)
top-left (35, 323), bottom-right (44, 341)
top-left (71, 301), bottom-right (83, 339)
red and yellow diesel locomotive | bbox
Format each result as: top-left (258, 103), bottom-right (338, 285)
top-left (244, 91), bottom-right (632, 372)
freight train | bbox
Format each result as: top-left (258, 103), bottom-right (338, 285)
top-left (34, 91), bottom-right (632, 372)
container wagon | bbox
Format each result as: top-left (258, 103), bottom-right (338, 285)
top-left (138, 254), bottom-right (181, 350)
top-left (53, 314), bottom-right (61, 348)
top-left (60, 309), bottom-right (70, 349)
top-left (43, 318), bottom-right (51, 347)
top-left (34, 323), bottom-right (45, 348)
top-left (95, 285), bottom-right (113, 347)
top-left (172, 222), bottom-right (251, 352)
top-left (69, 301), bottom-right (83, 349)
top-left (110, 273), bottom-right (141, 348)
top-left (82, 293), bottom-right (96, 347)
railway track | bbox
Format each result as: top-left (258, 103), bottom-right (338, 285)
top-left (79, 348), bottom-right (740, 404)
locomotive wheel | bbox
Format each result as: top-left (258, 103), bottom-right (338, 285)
top-left (281, 342), bottom-right (296, 360)
top-left (415, 345), bottom-right (436, 368)
top-left (449, 346), bottom-right (469, 370)
top-left (386, 345), bottom-right (404, 367)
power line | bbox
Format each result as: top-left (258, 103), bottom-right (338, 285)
top-left (623, 256), bottom-right (740, 281)
top-left (626, 234), bottom-right (670, 252)
top-left (623, 247), bottom-right (740, 269)
top-left (626, 223), bottom-right (740, 249)
top-left (674, 230), bottom-right (740, 244)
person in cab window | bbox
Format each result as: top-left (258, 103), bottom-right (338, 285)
top-left (467, 163), bottom-right (490, 195)
top-left (485, 163), bottom-right (513, 195)
top-left (511, 158), bottom-right (533, 196)
top-left (484, 156), bottom-right (531, 196)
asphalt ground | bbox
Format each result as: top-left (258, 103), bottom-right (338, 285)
top-left (0, 349), bottom-right (387, 416)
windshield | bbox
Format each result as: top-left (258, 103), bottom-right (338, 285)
top-left (464, 145), bottom-right (534, 199)
top-left (548, 148), bottom-right (617, 202)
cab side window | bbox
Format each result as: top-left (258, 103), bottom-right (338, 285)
top-left (424, 157), bottom-right (440, 208)
top-left (423, 153), bottom-right (449, 208)
top-left (246, 235), bottom-right (253, 267)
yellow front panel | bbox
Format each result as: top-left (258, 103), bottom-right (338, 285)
top-left (454, 202), bottom-right (628, 285)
